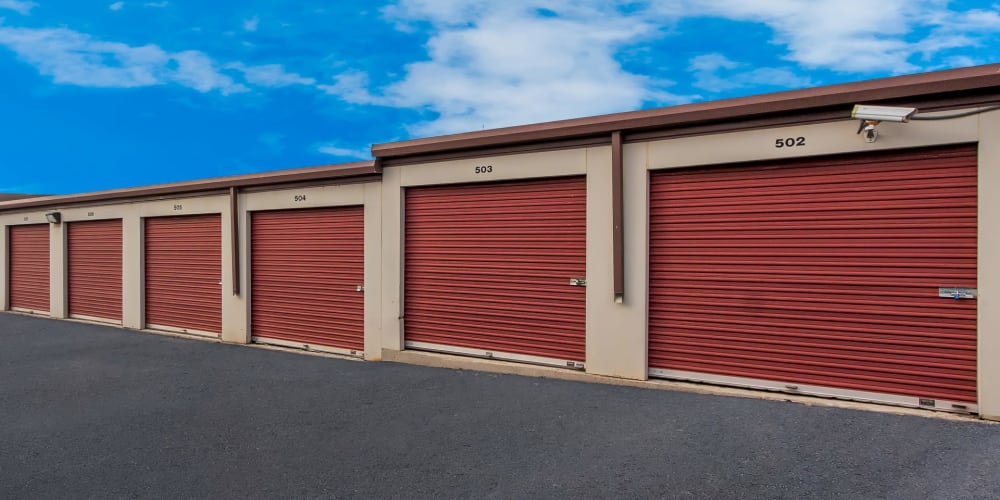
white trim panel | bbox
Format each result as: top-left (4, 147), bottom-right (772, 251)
top-left (649, 367), bottom-right (977, 414)
top-left (406, 340), bottom-right (585, 370)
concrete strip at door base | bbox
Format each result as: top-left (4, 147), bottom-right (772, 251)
top-left (405, 340), bottom-right (585, 370)
top-left (69, 314), bottom-right (121, 326)
top-left (650, 367), bottom-right (978, 415)
top-left (10, 307), bottom-right (49, 316)
top-left (146, 323), bottom-right (220, 339)
top-left (252, 336), bottom-right (364, 359)
top-left (382, 348), bottom-right (994, 423)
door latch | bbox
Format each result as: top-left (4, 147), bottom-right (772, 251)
top-left (938, 287), bottom-right (976, 299)
top-left (356, 285), bottom-right (365, 293)
top-left (569, 278), bottom-right (587, 287)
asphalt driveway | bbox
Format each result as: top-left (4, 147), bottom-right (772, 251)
top-left (2, 313), bottom-right (998, 499)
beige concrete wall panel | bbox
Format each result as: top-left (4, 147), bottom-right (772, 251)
top-left (49, 223), bottom-right (67, 319)
top-left (0, 212), bottom-right (49, 226)
top-left (398, 148), bottom-right (587, 187)
top-left (242, 184), bottom-right (366, 212)
top-left (56, 207), bottom-right (129, 223)
top-left (584, 145), bottom-right (648, 379)
top-left (978, 110), bottom-right (1000, 420)
top-left (219, 198), bottom-right (243, 343)
top-left (363, 182), bottom-right (383, 360)
top-left (136, 196), bottom-right (228, 218)
top-left (380, 167), bottom-right (404, 351)
top-left (122, 215), bottom-right (143, 329)
top-left (0, 226), bottom-right (7, 310)
top-left (646, 115), bottom-right (979, 171)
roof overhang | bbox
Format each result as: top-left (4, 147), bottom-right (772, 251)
top-left (372, 63), bottom-right (1000, 160)
top-left (0, 160), bottom-right (380, 212)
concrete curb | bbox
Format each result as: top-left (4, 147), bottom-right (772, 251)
top-left (382, 348), bottom-right (994, 424)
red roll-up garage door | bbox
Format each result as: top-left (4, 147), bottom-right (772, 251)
top-left (68, 219), bottom-right (122, 323)
top-left (405, 176), bottom-right (587, 366)
top-left (145, 214), bottom-right (222, 335)
top-left (649, 145), bottom-right (978, 410)
top-left (251, 207), bottom-right (365, 353)
top-left (8, 224), bottom-right (49, 313)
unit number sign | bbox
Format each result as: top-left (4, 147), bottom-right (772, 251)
top-left (774, 137), bottom-right (806, 148)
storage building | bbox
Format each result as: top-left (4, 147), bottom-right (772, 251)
top-left (3, 64), bottom-right (999, 420)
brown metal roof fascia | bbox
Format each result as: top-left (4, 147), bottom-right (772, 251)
top-left (371, 64), bottom-right (1000, 158)
top-left (0, 194), bottom-right (41, 201)
top-left (0, 160), bottom-right (379, 212)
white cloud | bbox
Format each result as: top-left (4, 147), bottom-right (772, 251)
top-left (329, 1), bottom-right (691, 136)
top-left (667, 0), bottom-right (920, 73)
top-left (243, 16), bottom-right (259, 32)
top-left (227, 62), bottom-right (315, 87)
top-left (143, 1), bottom-right (167, 7)
top-left (660, 1), bottom-right (1000, 74)
top-left (170, 50), bottom-right (247, 93)
top-left (342, 0), bottom-right (1000, 137)
top-left (315, 142), bottom-right (371, 160)
top-left (109, 2), bottom-right (124, 11)
top-left (0, 25), bottom-right (247, 94)
top-left (317, 70), bottom-right (377, 103)
top-left (0, 0), bottom-right (36, 15)
top-left (689, 53), bottom-right (813, 92)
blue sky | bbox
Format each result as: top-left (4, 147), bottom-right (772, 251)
top-left (1, 0), bottom-right (998, 195)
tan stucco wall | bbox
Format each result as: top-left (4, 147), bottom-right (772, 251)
top-left (977, 110), bottom-right (1000, 420)
top-left (0, 225), bottom-right (7, 311)
top-left (380, 148), bottom-right (594, 363)
top-left (641, 111), bottom-right (993, 417)
top-left (380, 166), bottom-right (404, 352)
top-left (239, 181), bottom-right (382, 358)
top-left (49, 222), bottom-right (67, 319)
top-left (584, 145), bottom-right (648, 379)
top-left (122, 215), bottom-right (142, 329)
top-left (1, 194), bottom-right (239, 341)
top-left (1, 183), bottom-right (380, 348)
top-left (645, 112), bottom-right (979, 171)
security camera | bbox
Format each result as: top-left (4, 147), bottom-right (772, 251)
top-left (851, 105), bottom-right (917, 123)
top-left (861, 122), bottom-right (878, 143)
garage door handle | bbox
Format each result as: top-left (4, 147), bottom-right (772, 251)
top-left (356, 285), bottom-right (365, 293)
top-left (569, 278), bottom-right (587, 287)
top-left (938, 287), bottom-right (976, 299)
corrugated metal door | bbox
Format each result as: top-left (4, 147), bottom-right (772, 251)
top-left (649, 145), bottom-right (978, 409)
top-left (68, 219), bottom-right (123, 323)
top-left (8, 224), bottom-right (49, 313)
top-left (251, 207), bottom-right (365, 353)
top-left (144, 214), bottom-right (222, 335)
top-left (405, 176), bottom-right (587, 366)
